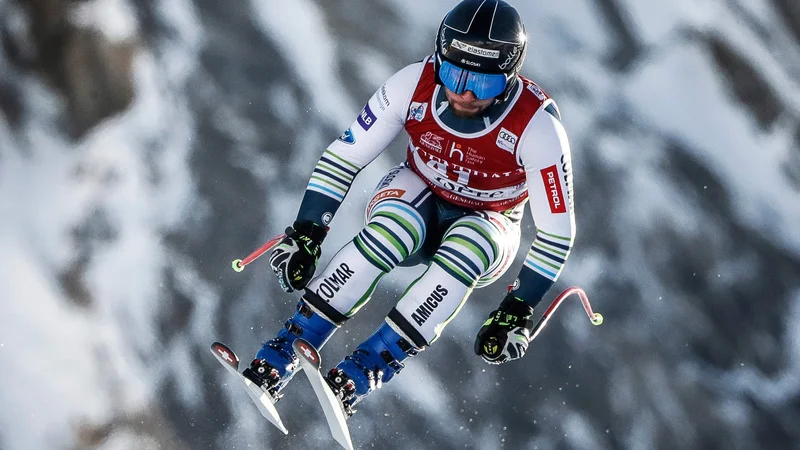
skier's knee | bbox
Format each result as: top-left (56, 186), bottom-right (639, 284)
top-left (358, 199), bottom-right (427, 270)
top-left (437, 217), bottom-right (501, 286)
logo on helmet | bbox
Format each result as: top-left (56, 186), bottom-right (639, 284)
top-left (451, 38), bottom-right (500, 59)
top-left (498, 46), bottom-right (519, 70)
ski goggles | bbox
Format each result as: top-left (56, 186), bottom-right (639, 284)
top-left (438, 59), bottom-right (508, 100)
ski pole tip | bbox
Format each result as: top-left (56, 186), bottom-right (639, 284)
top-left (591, 313), bottom-right (603, 326)
top-left (232, 259), bottom-right (244, 272)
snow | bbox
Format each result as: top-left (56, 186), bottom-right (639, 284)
top-left (1, 0), bottom-right (798, 448)
top-left (624, 43), bottom-right (800, 255)
top-left (0, 238), bottom-right (107, 449)
top-left (69, 0), bottom-right (139, 43)
top-left (0, 3), bottom-right (198, 448)
top-left (248, 0), bottom-right (357, 130)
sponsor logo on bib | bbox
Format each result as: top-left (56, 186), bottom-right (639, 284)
top-left (408, 102), bottom-right (428, 122)
top-left (419, 132), bottom-right (444, 152)
top-left (527, 83), bottom-right (546, 101)
top-left (496, 127), bottom-right (518, 154)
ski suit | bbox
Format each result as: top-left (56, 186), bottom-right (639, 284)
top-left (293, 55), bottom-right (575, 348)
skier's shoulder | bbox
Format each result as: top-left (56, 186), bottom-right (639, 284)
top-left (386, 57), bottom-right (432, 89)
top-left (512, 75), bottom-right (570, 164)
top-left (369, 57), bottom-right (432, 122)
top-left (515, 74), bottom-right (561, 122)
top-left (517, 74), bottom-right (550, 102)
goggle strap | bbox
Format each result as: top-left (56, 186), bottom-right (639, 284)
top-left (457, 69), bottom-right (468, 94)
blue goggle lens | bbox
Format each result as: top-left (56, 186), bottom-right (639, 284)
top-left (438, 60), bottom-right (508, 100)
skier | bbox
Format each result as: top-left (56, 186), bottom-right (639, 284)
top-left (245, 0), bottom-right (576, 416)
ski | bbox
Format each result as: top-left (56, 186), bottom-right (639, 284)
top-left (292, 338), bottom-right (354, 450)
top-left (210, 342), bottom-right (289, 435)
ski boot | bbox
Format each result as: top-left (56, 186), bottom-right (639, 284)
top-left (325, 367), bottom-right (359, 416)
top-left (242, 338), bottom-right (295, 398)
top-left (244, 298), bottom-right (338, 399)
top-left (324, 321), bottom-right (421, 415)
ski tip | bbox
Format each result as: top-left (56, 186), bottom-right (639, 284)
top-left (211, 341), bottom-right (240, 370)
top-left (292, 338), bottom-right (321, 369)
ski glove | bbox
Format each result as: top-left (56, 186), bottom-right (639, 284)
top-left (474, 293), bottom-right (535, 365)
top-left (269, 220), bottom-right (328, 293)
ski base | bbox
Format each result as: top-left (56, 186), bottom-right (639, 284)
top-left (293, 338), bottom-right (354, 450)
top-left (210, 341), bottom-right (288, 435)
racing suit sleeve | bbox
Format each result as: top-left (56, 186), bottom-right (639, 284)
top-left (294, 62), bottom-right (424, 226)
top-left (512, 103), bottom-right (577, 308)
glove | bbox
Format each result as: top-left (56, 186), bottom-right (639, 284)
top-left (268, 220), bottom-right (328, 293)
top-left (474, 293), bottom-right (535, 365)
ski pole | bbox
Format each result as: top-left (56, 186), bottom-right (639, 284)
top-left (231, 233), bottom-right (287, 272)
top-left (529, 286), bottom-right (603, 341)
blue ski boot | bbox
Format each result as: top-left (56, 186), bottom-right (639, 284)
top-left (244, 298), bottom-right (338, 398)
top-left (324, 321), bottom-right (422, 416)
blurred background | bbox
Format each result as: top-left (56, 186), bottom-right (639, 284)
top-left (1, 0), bottom-right (799, 449)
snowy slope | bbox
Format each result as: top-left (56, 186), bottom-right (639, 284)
top-left (0, 0), bottom-right (798, 449)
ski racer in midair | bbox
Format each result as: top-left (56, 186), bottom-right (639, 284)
top-left (245, 0), bottom-right (576, 416)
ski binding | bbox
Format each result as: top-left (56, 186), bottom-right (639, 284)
top-left (210, 341), bottom-right (288, 434)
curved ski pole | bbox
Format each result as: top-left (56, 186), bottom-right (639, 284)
top-left (231, 233), bottom-right (287, 272)
top-left (529, 286), bottom-right (603, 341)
